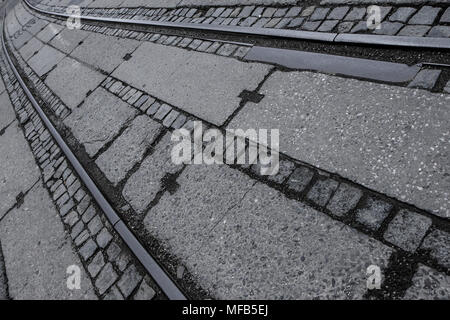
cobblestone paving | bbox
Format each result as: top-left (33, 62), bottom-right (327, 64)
top-left (0, 42), bottom-right (160, 301)
top-left (30, 0), bottom-right (450, 38)
top-left (2, 0), bottom-right (449, 300)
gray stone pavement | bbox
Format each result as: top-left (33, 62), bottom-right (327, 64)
top-left (64, 87), bottom-right (136, 157)
top-left (27, 44), bottom-right (65, 76)
top-left (112, 42), bottom-right (271, 126)
top-left (70, 33), bottom-right (140, 73)
top-left (96, 115), bottom-right (163, 186)
top-left (4, 0), bottom-right (450, 300)
top-left (146, 164), bottom-right (393, 299)
top-left (229, 71), bottom-right (450, 219)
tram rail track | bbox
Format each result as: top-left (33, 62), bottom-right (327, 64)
top-left (20, 0), bottom-right (450, 91)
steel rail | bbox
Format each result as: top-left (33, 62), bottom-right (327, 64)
top-left (23, 0), bottom-right (450, 50)
top-left (1, 9), bottom-right (187, 300)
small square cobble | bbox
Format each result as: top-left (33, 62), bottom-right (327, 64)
top-left (328, 7), bottom-right (350, 20)
top-left (389, 7), bottom-right (416, 23)
top-left (79, 239), bottom-right (98, 261)
top-left (154, 104), bottom-right (172, 120)
top-left (318, 20), bottom-right (339, 32)
top-left (288, 17), bottom-right (305, 28)
top-left (428, 26), bottom-right (450, 38)
top-left (338, 21), bottom-right (354, 33)
top-left (408, 6), bottom-right (441, 25)
top-left (97, 228), bottom-right (113, 248)
top-left (384, 210), bottom-right (432, 252)
top-left (355, 197), bottom-right (392, 230)
top-left (420, 229), bottom-right (450, 269)
top-left (88, 252), bottom-right (105, 277)
top-left (373, 22), bottom-right (403, 35)
top-left (286, 7), bottom-right (302, 18)
top-left (344, 7), bottom-right (366, 21)
top-left (440, 7), bottom-right (450, 23)
top-left (326, 183), bottom-right (362, 217)
top-left (302, 21), bottom-right (321, 31)
top-left (408, 69), bottom-right (442, 90)
top-left (263, 7), bottom-right (277, 18)
top-left (398, 25), bottom-right (431, 37)
top-left (74, 230), bottom-right (90, 247)
top-left (88, 216), bottom-right (104, 235)
top-left (117, 264), bottom-right (143, 298)
top-left (133, 280), bottom-right (156, 300)
top-left (307, 177), bottom-right (339, 207)
top-left (286, 166), bottom-right (314, 194)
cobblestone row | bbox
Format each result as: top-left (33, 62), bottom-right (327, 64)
top-left (24, 5), bottom-right (252, 62)
top-left (30, 1), bottom-right (450, 38)
top-left (96, 74), bottom-right (450, 276)
top-left (0, 52), bottom-right (160, 301)
top-left (21, 5), bottom-right (449, 94)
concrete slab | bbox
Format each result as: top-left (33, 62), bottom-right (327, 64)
top-left (64, 87), bottom-right (137, 157)
top-left (123, 133), bottom-right (183, 214)
top-left (50, 28), bottom-right (91, 54)
top-left (229, 71), bottom-right (450, 219)
top-left (0, 92), bottom-right (16, 131)
top-left (18, 37), bottom-right (44, 61)
top-left (96, 115), bottom-right (163, 185)
top-left (145, 165), bottom-right (393, 299)
top-left (28, 44), bottom-right (66, 76)
top-left (113, 42), bottom-right (270, 126)
top-left (403, 265), bottom-right (449, 300)
top-left (0, 77), bottom-right (5, 95)
top-left (45, 57), bottom-right (105, 110)
top-left (0, 184), bottom-right (97, 300)
top-left (14, 2), bottom-right (36, 26)
top-left (0, 123), bottom-right (40, 221)
top-left (36, 23), bottom-right (64, 43)
top-left (71, 33), bottom-right (140, 73)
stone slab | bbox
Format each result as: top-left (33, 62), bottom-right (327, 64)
top-left (112, 42), bottom-right (270, 126)
top-left (36, 23), bottom-right (64, 43)
top-left (96, 115), bottom-right (163, 185)
top-left (0, 123), bottom-right (40, 221)
top-left (146, 165), bottom-right (392, 299)
top-left (18, 37), bottom-right (44, 62)
top-left (71, 33), bottom-right (140, 73)
top-left (229, 71), bottom-right (450, 218)
top-left (50, 28), bottom-right (91, 54)
top-left (27, 44), bottom-right (66, 76)
top-left (64, 87), bottom-right (137, 157)
top-left (45, 57), bottom-right (105, 110)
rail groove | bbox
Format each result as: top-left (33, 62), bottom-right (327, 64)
top-left (23, 0), bottom-right (450, 50)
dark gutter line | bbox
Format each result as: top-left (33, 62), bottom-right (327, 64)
top-left (23, 0), bottom-right (450, 50)
top-left (1, 9), bottom-right (187, 301)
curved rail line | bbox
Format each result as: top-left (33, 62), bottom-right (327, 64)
top-left (1, 8), bottom-right (187, 301)
top-left (24, 0), bottom-right (450, 50)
